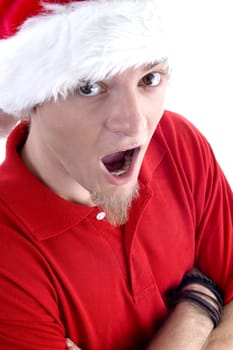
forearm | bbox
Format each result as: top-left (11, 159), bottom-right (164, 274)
top-left (147, 294), bottom-right (233, 350)
top-left (147, 302), bottom-right (213, 350)
top-left (147, 270), bottom-right (226, 350)
top-left (65, 304), bottom-right (213, 350)
top-left (204, 300), bottom-right (233, 349)
top-left (66, 303), bottom-right (233, 350)
top-left (66, 278), bottom-right (233, 350)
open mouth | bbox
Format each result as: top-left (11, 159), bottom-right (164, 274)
top-left (101, 148), bottom-right (139, 177)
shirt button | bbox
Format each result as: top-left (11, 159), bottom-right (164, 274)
top-left (96, 212), bottom-right (106, 220)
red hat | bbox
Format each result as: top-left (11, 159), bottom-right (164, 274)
top-left (0, 0), bottom-right (167, 117)
top-left (0, 0), bottom-right (85, 37)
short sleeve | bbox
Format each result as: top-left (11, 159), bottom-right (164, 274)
top-left (194, 143), bottom-right (233, 303)
top-left (157, 112), bottom-right (233, 303)
top-left (0, 224), bottom-right (67, 349)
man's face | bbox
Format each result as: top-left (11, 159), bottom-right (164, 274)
top-left (27, 63), bottom-right (168, 225)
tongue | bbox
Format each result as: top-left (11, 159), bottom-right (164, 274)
top-left (102, 151), bottom-right (127, 172)
top-left (102, 151), bottom-right (125, 165)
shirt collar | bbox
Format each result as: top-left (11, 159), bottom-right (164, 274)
top-left (0, 121), bottom-right (165, 240)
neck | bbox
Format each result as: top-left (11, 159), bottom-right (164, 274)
top-left (20, 130), bottom-right (93, 206)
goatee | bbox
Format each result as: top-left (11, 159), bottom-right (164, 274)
top-left (91, 182), bottom-right (139, 226)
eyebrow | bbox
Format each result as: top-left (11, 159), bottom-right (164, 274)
top-left (144, 58), bottom-right (168, 72)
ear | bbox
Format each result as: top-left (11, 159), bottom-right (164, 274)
top-left (0, 110), bottom-right (17, 137)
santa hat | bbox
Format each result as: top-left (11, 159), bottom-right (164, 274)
top-left (0, 0), bottom-right (167, 117)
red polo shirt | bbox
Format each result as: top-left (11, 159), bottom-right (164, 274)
top-left (0, 111), bottom-right (232, 349)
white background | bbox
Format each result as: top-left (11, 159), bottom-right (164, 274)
top-left (162, 0), bottom-right (233, 188)
top-left (0, 0), bottom-right (232, 188)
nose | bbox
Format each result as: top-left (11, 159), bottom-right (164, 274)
top-left (105, 90), bottom-right (147, 136)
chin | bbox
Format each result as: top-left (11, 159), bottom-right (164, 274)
top-left (91, 181), bottom-right (139, 227)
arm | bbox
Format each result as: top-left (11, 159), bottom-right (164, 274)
top-left (146, 271), bottom-right (221, 349)
top-left (66, 271), bottom-right (232, 350)
top-left (147, 300), bottom-right (233, 350)
top-left (147, 301), bottom-right (213, 350)
top-left (204, 300), bottom-right (233, 349)
top-left (0, 233), bottom-right (67, 349)
top-left (147, 267), bottom-right (233, 350)
top-left (66, 302), bottom-right (233, 350)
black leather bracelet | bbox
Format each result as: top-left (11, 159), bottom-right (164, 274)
top-left (171, 273), bottom-right (224, 328)
top-left (179, 273), bottom-right (224, 305)
top-left (172, 289), bottom-right (222, 327)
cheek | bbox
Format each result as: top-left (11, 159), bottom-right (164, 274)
top-left (147, 89), bottom-right (167, 127)
top-left (36, 120), bottom-right (79, 162)
top-left (147, 106), bottom-right (164, 132)
top-left (40, 113), bottom-right (83, 147)
top-left (49, 125), bottom-right (99, 169)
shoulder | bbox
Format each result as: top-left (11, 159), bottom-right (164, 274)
top-left (154, 110), bottom-right (213, 171)
top-left (148, 110), bottom-right (230, 200)
top-left (156, 110), bottom-right (208, 146)
top-left (150, 110), bottom-right (232, 209)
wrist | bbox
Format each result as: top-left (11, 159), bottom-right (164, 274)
top-left (147, 296), bottom-right (214, 350)
top-left (174, 300), bottom-right (214, 330)
top-left (170, 272), bottom-right (224, 328)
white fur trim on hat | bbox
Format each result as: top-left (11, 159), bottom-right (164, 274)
top-left (0, 0), bottom-right (167, 117)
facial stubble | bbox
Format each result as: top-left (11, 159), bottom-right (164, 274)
top-left (91, 182), bottom-right (139, 226)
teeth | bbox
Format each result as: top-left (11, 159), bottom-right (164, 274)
top-left (111, 169), bottom-right (127, 176)
top-left (110, 155), bottom-right (131, 177)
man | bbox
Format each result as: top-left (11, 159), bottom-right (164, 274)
top-left (0, 1), bottom-right (232, 349)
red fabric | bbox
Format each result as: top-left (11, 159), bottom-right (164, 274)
top-left (0, 111), bottom-right (232, 349)
top-left (0, 0), bottom-right (86, 38)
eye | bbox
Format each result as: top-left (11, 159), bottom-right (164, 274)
top-left (77, 82), bottom-right (104, 97)
top-left (141, 72), bottom-right (161, 87)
